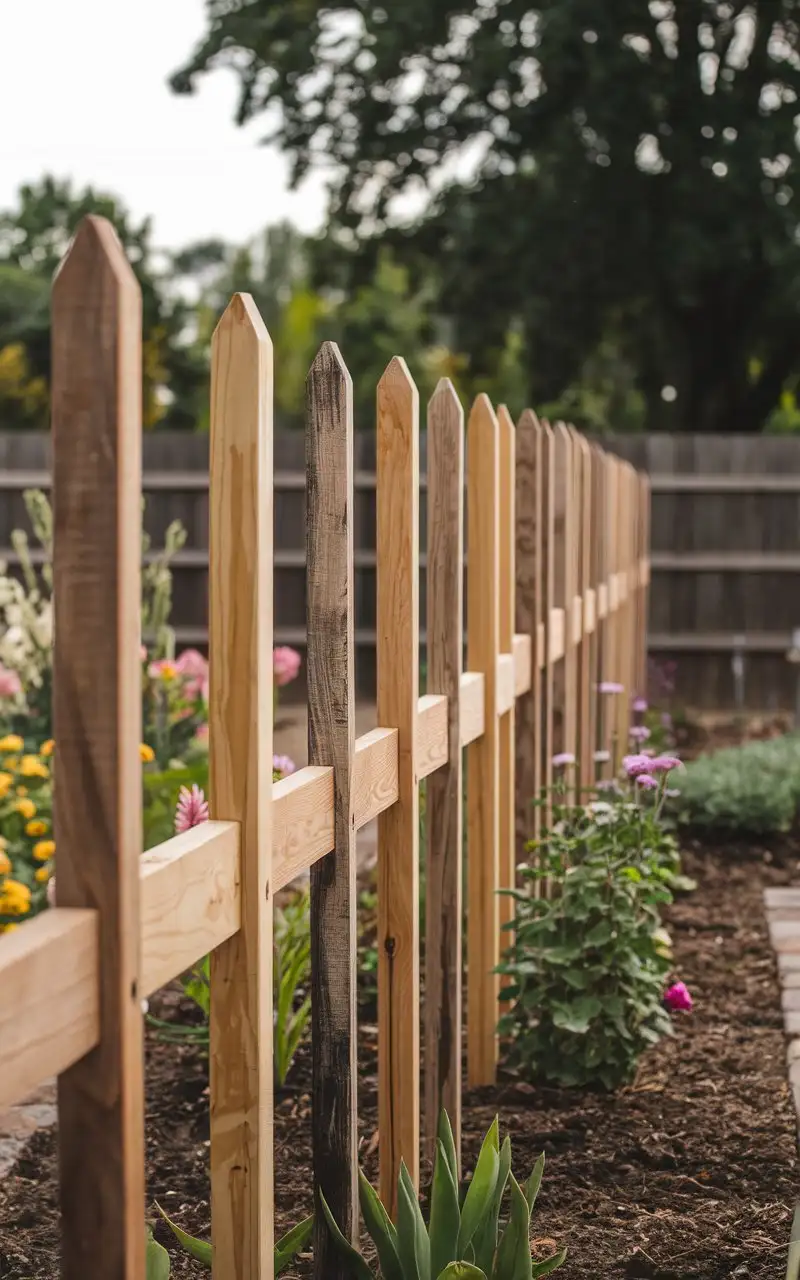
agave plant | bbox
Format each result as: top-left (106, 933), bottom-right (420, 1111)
top-left (145, 1205), bottom-right (313, 1276)
top-left (321, 1112), bottom-right (565, 1279)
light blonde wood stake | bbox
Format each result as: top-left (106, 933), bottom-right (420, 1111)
top-left (515, 410), bottom-right (542, 850)
top-left (467, 394), bottom-right (500, 1087)
top-left (552, 424), bottom-right (577, 787)
top-left (425, 377), bottom-right (464, 1168)
top-left (540, 421), bottom-right (556, 834)
top-left (497, 405), bottom-right (516, 989)
top-left (208, 294), bottom-right (274, 1278)
top-left (576, 434), bottom-right (593, 795)
top-left (306, 342), bottom-right (358, 1278)
top-left (52, 215), bottom-right (145, 1280)
top-left (377, 357), bottom-right (420, 1210)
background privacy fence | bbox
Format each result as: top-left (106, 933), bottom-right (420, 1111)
top-left (0, 217), bottom-right (649, 1279)
top-left (0, 429), bottom-right (795, 711)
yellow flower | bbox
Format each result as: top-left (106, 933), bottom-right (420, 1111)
top-left (35, 866), bottom-right (51, 883)
top-left (4, 757), bottom-right (18, 771)
top-left (16, 785), bottom-right (26, 797)
top-left (33, 839), bottom-right (55, 862)
top-left (140, 743), bottom-right (155, 764)
top-left (0, 878), bottom-right (31, 915)
top-left (0, 922), bottom-right (18, 933)
top-left (0, 735), bottom-right (24, 753)
top-left (40, 739), bottom-right (55, 757)
top-left (0, 850), bottom-right (10, 876)
top-left (16, 798), bottom-right (36, 820)
top-left (26, 820), bottom-right (47, 837)
top-left (0, 772), bottom-right (13, 799)
top-left (19, 755), bottom-right (49, 779)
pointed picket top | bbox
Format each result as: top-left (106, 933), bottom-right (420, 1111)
top-left (309, 338), bottom-right (353, 385)
top-left (53, 214), bottom-right (139, 296)
top-left (517, 406), bottom-right (541, 432)
top-left (428, 377), bottom-right (464, 439)
top-left (378, 354), bottom-right (419, 414)
top-left (468, 391), bottom-right (499, 439)
top-left (213, 291), bottom-right (272, 349)
top-left (497, 402), bottom-right (515, 439)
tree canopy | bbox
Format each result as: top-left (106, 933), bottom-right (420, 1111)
top-left (172, 2), bottom-right (800, 432)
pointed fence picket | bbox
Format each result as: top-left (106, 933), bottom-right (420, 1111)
top-left (0, 216), bottom-right (651, 1278)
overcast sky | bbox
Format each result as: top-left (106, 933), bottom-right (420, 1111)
top-left (0, 0), bottom-right (328, 249)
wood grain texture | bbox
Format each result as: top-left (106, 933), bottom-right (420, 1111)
top-left (552, 424), bottom-right (577, 792)
top-left (424, 377), bottom-right (464, 1168)
top-left (460, 671), bottom-right (486, 746)
top-left (0, 909), bottom-right (99, 1110)
top-left (352, 728), bottom-right (400, 826)
top-left (208, 294), bottom-right (274, 1278)
top-left (514, 410), bottom-right (542, 848)
top-left (638, 472), bottom-right (651, 694)
top-left (540, 423), bottom-right (556, 831)
top-left (141, 821), bottom-right (239, 996)
top-left (306, 341), bottom-right (358, 1276)
top-left (51, 215), bottom-right (145, 1280)
top-left (592, 445), bottom-right (610, 777)
top-left (513, 633), bottom-right (533, 696)
top-left (497, 404), bottom-right (516, 983)
top-left (466, 393), bottom-right (500, 1087)
top-left (376, 356), bottom-right (420, 1210)
top-left (575, 433), bottom-right (593, 794)
top-left (417, 693), bottom-right (450, 780)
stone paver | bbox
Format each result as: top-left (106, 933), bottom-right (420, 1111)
top-left (764, 886), bottom-right (800, 1144)
top-left (0, 1081), bottom-right (56, 1176)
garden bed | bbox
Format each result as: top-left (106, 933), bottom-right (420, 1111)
top-left (1, 842), bottom-right (797, 1279)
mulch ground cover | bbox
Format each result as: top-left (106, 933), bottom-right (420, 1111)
top-left (2, 838), bottom-right (798, 1279)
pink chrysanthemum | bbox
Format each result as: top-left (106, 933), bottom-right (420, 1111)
top-left (629, 725), bottom-right (651, 743)
top-left (175, 784), bottom-right (209, 834)
top-left (635, 774), bottom-right (658, 790)
top-left (649, 755), bottom-right (683, 774)
top-left (623, 753), bottom-right (654, 778)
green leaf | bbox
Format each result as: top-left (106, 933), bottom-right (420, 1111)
top-left (155, 1202), bottom-right (211, 1267)
top-left (146, 1226), bottom-right (171, 1280)
top-left (429, 1139), bottom-right (461, 1279)
top-left (524, 1154), bottom-right (545, 1214)
top-left (436, 1265), bottom-right (487, 1279)
top-left (397, 1161), bottom-right (431, 1280)
top-left (438, 1110), bottom-right (459, 1188)
top-left (530, 1248), bottom-right (567, 1277)
top-left (358, 1170), bottom-right (403, 1280)
top-left (491, 1173), bottom-right (531, 1280)
top-left (457, 1121), bottom-right (500, 1256)
top-left (320, 1190), bottom-right (376, 1280)
top-left (472, 1135), bottom-right (511, 1274)
top-left (275, 1214), bottom-right (314, 1275)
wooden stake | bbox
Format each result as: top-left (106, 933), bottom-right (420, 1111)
top-left (575, 433), bottom-right (593, 795)
top-left (552, 424), bottom-right (577, 784)
top-left (467, 394), bottom-right (500, 1087)
top-left (424, 377), bottom-right (464, 1169)
top-left (377, 357), bottom-right (420, 1211)
top-left (514, 410), bottom-right (542, 850)
top-left (52, 215), bottom-right (145, 1280)
top-left (307, 343), bottom-right (358, 1277)
top-left (208, 294), bottom-right (274, 1278)
top-left (540, 421), bottom-right (556, 833)
top-left (497, 405), bottom-right (516, 990)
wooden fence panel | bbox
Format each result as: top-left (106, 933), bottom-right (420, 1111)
top-left (208, 295), bottom-right (274, 1277)
top-left (306, 342), bottom-right (358, 1278)
top-left (52, 217), bottom-right (146, 1280)
top-left (424, 378), bottom-right (464, 1168)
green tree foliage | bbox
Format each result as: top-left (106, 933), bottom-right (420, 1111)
top-left (173, 2), bottom-right (800, 432)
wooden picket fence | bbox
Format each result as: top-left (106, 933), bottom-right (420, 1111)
top-left (0, 217), bottom-right (650, 1279)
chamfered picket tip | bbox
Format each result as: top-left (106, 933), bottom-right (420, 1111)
top-left (428, 376), bottom-right (463, 423)
top-left (468, 392), bottom-right (499, 434)
top-left (53, 214), bottom-right (139, 296)
top-left (496, 403), bottom-right (515, 432)
top-left (378, 353), bottom-right (417, 389)
top-left (213, 292), bottom-right (272, 349)
top-left (308, 339), bottom-right (352, 384)
top-left (516, 407), bottom-right (541, 433)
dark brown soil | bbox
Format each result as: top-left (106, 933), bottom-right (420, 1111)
top-left (1, 840), bottom-right (798, 1279)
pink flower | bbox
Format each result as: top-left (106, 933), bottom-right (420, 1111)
top-left (598, 681), bottom-right (624, 695)
top-left (629, 725), bottom-right (651, 743)
top-left (175, 648), bottom-right (209, 700)
top-left (175, 784), bottom-right (209, 833)
top-left (635, 773), bottom-right (658, 790)
top-left (552, 752), bottom-right (575, 768)
top-left (148, 658), bottom-right (178, 681)
top-left (0, 664), bottom-right (21, 699)
top-left (623, 753), bottom-right (654, 778)
top-left (273, 754), bottom-right (296, 779)
top-left (194, 723), bottom-right (209, 743)
top-left (661, 711), bottom-right (673, 730)
top-left (273, 646), bottom-right (302, 687)
top-left (631, 695), bottom-right (648, 713)
top-left (664, 981), bottom-right (693, 1012)
top-left (649, 755), bottom-right (683, 774)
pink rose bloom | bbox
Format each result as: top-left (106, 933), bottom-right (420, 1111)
top-left (175, 784), bottom-right (209, 833)
top-left (0, 664), bottom-right (21, 699)
top-left (664, 981), bottom-right (693, 1012)
top-left (273, 646), bottom-right (301, 687)
top-left (273, 754), bottom-right (296, 779)
top-left (623, 753), bottom-right (654, 778)
top-left (175, 648), bottom-right (209, 700)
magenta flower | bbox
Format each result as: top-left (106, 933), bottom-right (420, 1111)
top-left (664, 981), bottom-right (693, 1012)
top-left (552, 752), bottom-right (575, 768)
top-left (598, 681), bottom-right (624, 695)
top-left (623, 753), bottom-right (654, 778)
top-left (175, 648), bottom-right (209, 700)
top-left (273, 646), bottom-right (302, 687)
top-left (0, 663), bottom-right (21, 699)
top-left (273, 753), bottom-right (296, 779)
top-left (629, 725), bottom-right (651, 743)
top-left (649, 755), bottom-right (683, 774)
top-left (635, 774), bottom-right (658, 790)
top-left (631, 695), bottom-right (648, 713)
top-left (175, 784), bottom-right (209, 834)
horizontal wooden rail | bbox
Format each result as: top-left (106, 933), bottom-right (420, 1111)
top-left (651, 551), bottom-right (800, 572)
top-left (649, 473), bottom-right (800, 493)
top-left (649, 631), bottom-right (796, 653)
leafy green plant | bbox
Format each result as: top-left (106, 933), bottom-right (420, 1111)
top-left (145, 1204), bottom-right (313, 1276)
top-left (499, 801), bottom-right (675, 1090)
top-left (321, 1111), bottom-right (565, 1279)
top-left (674, 733), bottom-right (800, 835)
